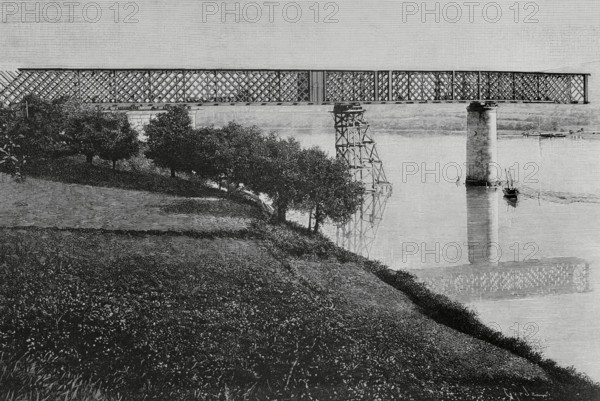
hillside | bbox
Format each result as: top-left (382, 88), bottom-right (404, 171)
top-left (0, 157), bottom-right (598, 400)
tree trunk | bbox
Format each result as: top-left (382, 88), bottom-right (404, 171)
top-left (86, 154), bottom-right (93, 164)
top-left (314, 205), bottom-right (320, 233)
top-left (171, 168), bottom-right (176, 178)
top-left (308, 207), bottom-right (313, 231)
top-left (277, 204), bottom-right (287, 223)
top-left (112, 160), bottom-right (117, 170)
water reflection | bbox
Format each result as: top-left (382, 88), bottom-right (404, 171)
top-left (335, 188), bottom-right (391, 259)
top-left (416, 187), bottom-right (591, 301)
top-left (466, 187), bottom-right (499, 265)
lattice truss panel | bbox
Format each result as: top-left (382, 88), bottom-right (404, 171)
top-left (0, 70), bottom-right (311, 106)
top-left (0, 69), bottom-right (588, 106)
top-left (333, 104), bottom-right (389, 190)
top-left (326, 71), bottom-right (376, 102)
top-left (335, 190), bottom-right (391, 258)
top-left (423, 263), bottom-right (590, 297)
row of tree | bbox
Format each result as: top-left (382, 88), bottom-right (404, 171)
top-left (0, 95), bottom-right (139, 176)
top-left (144, 106), bottom-right (364, 231)
top-left (1, 98), bottom-right (364, 231)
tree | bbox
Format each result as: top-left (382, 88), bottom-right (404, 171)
top-left (64, 107), bottom-right (107, 164)
top-left (298, 148), bottom-right (364, 232)
top-left (187, 126), bottom-right (229, 181)
top-left (5, 94), bottom-right (73, 160)
top-left (216, 122), bottom-right (267, 186)
top-left (97, 113), bottom-right (140, 169)
top-left (251, 134), bottom-right (303, 222)
top-left (144, 106), bottom-right (195, 177)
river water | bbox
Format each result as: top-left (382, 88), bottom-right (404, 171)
top-left (289, 130), bottom-right (600, 382)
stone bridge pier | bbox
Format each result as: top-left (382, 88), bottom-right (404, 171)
top-left (465, 101), bottom-right (500, 186)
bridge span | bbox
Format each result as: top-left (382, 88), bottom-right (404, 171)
top-left (0, 69), bottom-right (590, 109)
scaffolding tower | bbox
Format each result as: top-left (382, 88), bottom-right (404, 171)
top-left (332, 103), bottom-right (392, 193)
top-left (332, 102), bottom-right (392, 257)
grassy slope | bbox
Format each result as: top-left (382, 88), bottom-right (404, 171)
top-left (1, 158), bottom-right (599, 400)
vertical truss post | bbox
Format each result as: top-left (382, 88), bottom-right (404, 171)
top-left (182, 69), bottom-right (187, 102)
top-left (512, 72), bottom-right (516, 100)
top-left (112, 70), bottom-right (118, 103)
top-left (451, 70), bottom-right (456, 101)
top-left (147, 71), bottom-right (152, 103)
top-left (76, 70), bottom-right (81, 102)
top-left (374, 71), bottom-right (379, 101)
top-left (388, 71), bottom-right (393, 101)
top-left (584, 75), bottom-right (589, 104)
top-left (277, 70), bottom-right (282, 102)
top-left (310, 70), bottom-right (325, 103)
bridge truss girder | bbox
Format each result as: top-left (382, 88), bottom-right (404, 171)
top-left (0, 69), bottom-right (590, 108)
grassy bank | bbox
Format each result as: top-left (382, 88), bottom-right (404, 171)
top-left (1, 158), bottom-right (599, 400)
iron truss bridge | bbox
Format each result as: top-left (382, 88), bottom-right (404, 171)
top-left (0, 69), bottom-right (590, 109)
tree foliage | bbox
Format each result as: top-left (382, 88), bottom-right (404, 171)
top-left (145, 106), bottom-right (195, 177)
top-left (64, 108), bottom-right (107, 163)
top-left (251, 134), bottom-right (303, 222)
top-left (298, 147), bottom-right (365, 232)
top-left (64, 108), bottom-right (139, 166)
top-left (97, 113), bottom-right (140, 169)
top-left (3, 94), bottom-right (73, 160)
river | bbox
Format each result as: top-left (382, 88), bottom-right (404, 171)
top-left (287, 129), bottom-right (600, 382)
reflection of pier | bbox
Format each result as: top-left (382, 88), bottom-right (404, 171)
top-left (466, 187), bottom-right (499, 264)
top-left (336, 190), bottom-right (390, 258)
top-left (415, 187), bottom-right (592, 301)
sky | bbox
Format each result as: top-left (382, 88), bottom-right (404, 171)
top-left (0, 0), bottom-right (599, 98)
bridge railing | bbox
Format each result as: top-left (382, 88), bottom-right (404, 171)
top-left (0, 69), bottom-right (590, 107)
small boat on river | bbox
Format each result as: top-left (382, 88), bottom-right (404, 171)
top-left (503, 169), bottom-right (519, 199)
